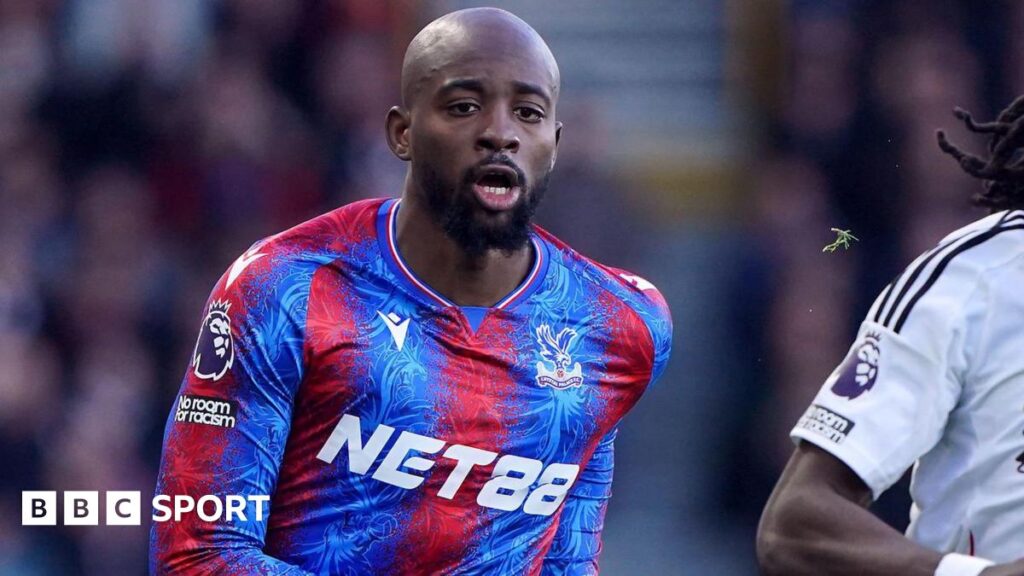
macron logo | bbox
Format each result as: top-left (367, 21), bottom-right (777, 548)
top-left (227, 247), bottom-right (265, 288)
top-left (378, 311), bottom-right (411, 351)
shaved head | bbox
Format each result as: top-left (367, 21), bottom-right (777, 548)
top-left (401, 8), bottom-right (560, 108)
top-left (386, 8), bottom-right (563, 258)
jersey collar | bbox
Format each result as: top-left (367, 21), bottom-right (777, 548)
top-left (376, 198), bottom-right (548, 310)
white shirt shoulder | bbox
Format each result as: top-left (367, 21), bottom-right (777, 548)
top-left (791, 210), bottom-right (1024, 560)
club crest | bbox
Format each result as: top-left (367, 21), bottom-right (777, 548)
top-left (534, 324), bottom-right (584, 390)
top-left (193, 300), bottom-right (234, 381)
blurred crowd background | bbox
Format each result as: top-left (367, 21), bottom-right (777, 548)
top-left (0, 0), bottom-right (1020, 574)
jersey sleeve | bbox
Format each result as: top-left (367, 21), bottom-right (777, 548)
top-left (644, 288), bottom-right (673, 387)
top-left (790, 264), bottom-right (984, 499)
top-left (150, 246), bottom-right (314, 575)
top-left (610, 269), bottom-right (673, 388)
top-left (541, 428), bottom-right (616, 576)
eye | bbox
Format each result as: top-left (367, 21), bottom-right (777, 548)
top-left (448, 102), bottom-right (480, 116)
top-left (515, 106), bottom-right (545, 123)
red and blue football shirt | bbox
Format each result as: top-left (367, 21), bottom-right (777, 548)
top-left (151, 198), bottom-right (672, 575)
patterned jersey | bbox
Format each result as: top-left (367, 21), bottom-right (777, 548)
top-left (151, 198), bottom-right (673, 575)
top-left (792, 209), bottom-right (1024, 562)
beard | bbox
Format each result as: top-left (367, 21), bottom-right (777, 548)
top-left (420, 156), bottom-right (549, 257)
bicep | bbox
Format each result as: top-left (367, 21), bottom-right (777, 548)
top-left (773, 442), bottom-right (874, 510)
top-left (758, 443), bottom-right (878, 574)
top-left (152, 260), bottom-right (307, 571)
top-left (758, 443), bottom-right (944, 576)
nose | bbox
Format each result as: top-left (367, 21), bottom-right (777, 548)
top-left (476, 110), bottom-right (520, 154)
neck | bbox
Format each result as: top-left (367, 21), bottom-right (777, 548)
top-left (395, 193), bottom-right (534, 307)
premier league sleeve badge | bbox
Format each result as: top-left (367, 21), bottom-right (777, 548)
top-left (192, 300), bottom-right (235, 381)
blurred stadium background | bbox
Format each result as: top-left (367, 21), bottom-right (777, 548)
top-left (0, 0), bottom-right (1017, 573)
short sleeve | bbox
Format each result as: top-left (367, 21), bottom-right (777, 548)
top-left (613, 270), bottom-right (673, 387)
top-left (790, 265), bottom-right (983, 499)
top-left (645, 289), bottom-right (673, 387)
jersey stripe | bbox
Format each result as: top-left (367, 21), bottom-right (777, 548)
top-left (1001, 210), bottom-right (1024, 226)
top-left (877, 226), bottom-right (989, 328)
top-left (870, 281), bottom-right (894, 323)
top-left (893, 223), bottom-right (1024, 333)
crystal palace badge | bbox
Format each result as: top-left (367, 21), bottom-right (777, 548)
top-left (534, 324), bottom-right (584, 390)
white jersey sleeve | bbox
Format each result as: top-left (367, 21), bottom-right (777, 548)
top-left (790, 216), bottom-right (1001, 499)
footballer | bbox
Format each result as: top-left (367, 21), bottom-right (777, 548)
top-left (151, 8), bottom-right (672, 575)
top-left (758, 96), bottom-right (1024, 576)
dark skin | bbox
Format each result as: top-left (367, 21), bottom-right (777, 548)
top-left (757, 443), bottom-right (1024, 575)
top-left (385, 8), bottom-right (562, 307)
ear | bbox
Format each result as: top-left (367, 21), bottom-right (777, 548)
top-left (385, 106), bottom-right (412, 161)
top-left (550, 120), bottom-right (563, 170)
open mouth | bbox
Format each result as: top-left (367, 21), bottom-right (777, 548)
top-left (472, 165), bottom-right (522, 211)
top-left (477, 171), bottom-right (514, 194)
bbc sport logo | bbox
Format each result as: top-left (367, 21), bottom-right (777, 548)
top-left (22, 491), bottom-right (270, 526)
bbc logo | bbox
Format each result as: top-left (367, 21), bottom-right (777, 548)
top-left (22, 491), bottom-right (142, 526)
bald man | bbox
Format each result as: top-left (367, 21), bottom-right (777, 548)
top-left (152, 9), bottom-right (672, 575)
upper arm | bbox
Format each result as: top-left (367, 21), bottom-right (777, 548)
top-left (771, 442), bottom-right (874, 513)
top-left (645, 288), bottom-right (673, 387)
top-left (151, 247), bottom-right (310, 572)
top-left (758, 442), bottom-right (946, 576)
top-left (789, 253), bottom-right (984, 498)
top-left (757, 442), bottom-right (875, 575)
top-left (609, 268), bottom-right (673, 387)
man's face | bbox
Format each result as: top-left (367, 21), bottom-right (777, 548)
top-left (407, 47), bottom-right (560, 255)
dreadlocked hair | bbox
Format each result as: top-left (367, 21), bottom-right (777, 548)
top-left (937, 94), bottom-right (1024, 211)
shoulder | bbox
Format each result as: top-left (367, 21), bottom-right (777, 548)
top-left (211, 198), bottom-right (387, 309)
top-left (535, 227), bottom-right (670, 320)
top-left (871, 210), bottom-right (1024, 338)
top-left (534, 227), bottom-right (673, 376)
top-left (929, 210), bottom-right (1024, 274)
top-left (253, 198), bottom-right (384, 268)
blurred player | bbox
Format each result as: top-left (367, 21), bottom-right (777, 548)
top-left (151, 8), bottom-right (671, 575)
top-left (757, 96), bottom-right (1024, 575)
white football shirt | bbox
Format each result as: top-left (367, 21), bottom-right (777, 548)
top-left (791, 209), bottom-right (1024, 562)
